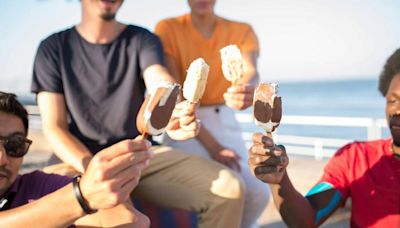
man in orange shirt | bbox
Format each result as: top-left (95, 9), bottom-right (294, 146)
top-left (155, 1), bottom-right (269, 227)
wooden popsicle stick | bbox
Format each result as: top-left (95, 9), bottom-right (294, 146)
top-left (265, 132), bottom-right (274, 141)
top-left (140, 132), bottom-right (149, 140)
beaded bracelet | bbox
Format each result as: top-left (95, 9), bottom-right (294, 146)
top-left (72, 175), bottom-right (97, 214)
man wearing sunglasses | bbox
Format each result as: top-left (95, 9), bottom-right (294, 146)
top-left (0, 91), bottom-right (151, 227)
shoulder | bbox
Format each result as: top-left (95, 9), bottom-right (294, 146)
top-left (125, 24), bottom-right (158, 40)
top-left (38, 27), bottom-right (75, 50)
top-left (155, 14), bottom-right (188, 31)
top-left (220, 17), bottom-right (254, 31)
top-left (19, 170), bottom-right (72, 191)
top-left (335, 139), bottom-right (388, 159)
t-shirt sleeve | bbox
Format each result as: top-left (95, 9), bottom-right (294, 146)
top-left (316, 143), bottom-right (354, 200)
top-left (138, 30), bottom-right (164, 73)
top-left (154, 20), bottom-right (175, 58)
top-left (31, 37), bottom-right (63, 94)
top-left (20, 171), bottom-right (72, 200)
top-left (240, 24), bottom-right (259, 54)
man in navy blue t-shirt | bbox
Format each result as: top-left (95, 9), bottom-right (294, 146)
top-left (0, 91), bottom-right (151, 227)
top-left (31, 1), bottom-right (245, 227)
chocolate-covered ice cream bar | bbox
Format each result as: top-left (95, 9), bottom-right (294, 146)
top-left (137, 83), bottom-right (180, 137)
top-left (253, 83), bottom-right (282, 132)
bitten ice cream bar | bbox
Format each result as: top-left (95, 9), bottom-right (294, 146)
top-left (220, 44), bottom-right (243, 85)
top-left (136, 82), bottom-right (180, 138)
top-left (253, 82), bottom-right (282, 133)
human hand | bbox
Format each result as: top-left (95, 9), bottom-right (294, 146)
top-left (223, 84), bottom-right (255, 110)
top-left (166, 101), bottom-right (200, 140)
top-left (79, 138), bottom-right (152, 210)
top-left (210, 145), bottom-right (242, 172)
top-left (248, 133), bottom-right (288, 184)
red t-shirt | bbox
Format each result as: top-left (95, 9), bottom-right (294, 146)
top-left (318, 139), bottom-right (400, 227)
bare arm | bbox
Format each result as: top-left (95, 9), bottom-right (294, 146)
top-left (239, 51), bottom-right (259, 85)
top-left (249, 133), bottom-right (343, 227)
top-left (0, 139), bottom-right (151, 227)
top-left (37, 92), bottom-right (93, 173)
top-left (143, 63), bottom-right (177, 93)
top-left (270, 173), bottom-right (317, 227)
top-left (0, 184), bottom-right (84, 227)
top-left (196, 125), bottom-right (241, 171)
top-left (196, 51), bottom-right (260, 169)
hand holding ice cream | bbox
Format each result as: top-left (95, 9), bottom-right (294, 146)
top-left (220, 45), bottom-right (255, 110)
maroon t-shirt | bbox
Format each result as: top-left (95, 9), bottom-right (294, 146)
top-left (318, 139), bottom-right (400, 227)
top-left (0, 171), bottom-right (71, 211)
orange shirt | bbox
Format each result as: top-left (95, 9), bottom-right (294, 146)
top-left (155, 14), bottom-right (259, 105)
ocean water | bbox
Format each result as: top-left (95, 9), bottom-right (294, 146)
top-left (279, 79), bottom-right (385, 118)
top-left (249, 78), bottom-right (389, 141)
top-left (7, 78), bottom-right (389, 141)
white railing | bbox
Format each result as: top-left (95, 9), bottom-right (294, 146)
top-left (27, 104), bottom-right (388, 160)
top-left (235, 113), bottom-right (388, 160)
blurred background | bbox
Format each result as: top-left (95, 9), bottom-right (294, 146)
top-left (1, 0), bottom-right (399, 90)
top-left (0, 0), bottom-right (399, 138)
top-left (0, 0), bottom-right (400, 87)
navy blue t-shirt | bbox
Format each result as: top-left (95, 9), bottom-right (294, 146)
top-left (31, 25), bottom-right (164, 153)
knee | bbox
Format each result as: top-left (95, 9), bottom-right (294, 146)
top-left (210, 168), bottom-right (246, 201)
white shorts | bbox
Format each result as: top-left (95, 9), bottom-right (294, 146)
top-left (162, 104), bottom-right (247, 162)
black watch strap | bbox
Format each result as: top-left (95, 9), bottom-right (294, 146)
top-left (72, 175), bottom-right (97, 214)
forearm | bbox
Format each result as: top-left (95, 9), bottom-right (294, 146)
top-left (240, 68), bottom-right (259, 85)
top-left (239, 51), bottom-right (259, 85)
top-left (196, 125), bottom-right (221, 155)
top-left (270, 172), bottom-right (316, 227)
top-left (0, 184), bottom-right (85, 227)
top-left (43, 126), bottom-right (93, 173)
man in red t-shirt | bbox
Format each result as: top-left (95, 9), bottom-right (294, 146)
top-left (248, 48), bottom-right (400, 227)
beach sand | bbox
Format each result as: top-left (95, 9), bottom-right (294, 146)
top-left (23, 129), bottom-right (350, 227)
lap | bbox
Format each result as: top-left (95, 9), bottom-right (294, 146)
top-left (132, 146), bottom-right (244, 209)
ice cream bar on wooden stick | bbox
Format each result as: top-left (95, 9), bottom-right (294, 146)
top-left (220, 44), bottom-right (244, 86)
top-left (136, 82), bottom-right (180, 139)
top-left (253, 83), bottom-right (282, 134)
top-left (183, 58), bottom-right (209, 105)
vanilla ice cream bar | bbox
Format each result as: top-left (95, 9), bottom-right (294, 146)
top-left (183, 58), bottom-right (209, 103)
top-left (220, 44), bottom-right (244, 84)
top-left (253, 83), bottom-right (282, 132)
top-left (136, 82), bottom-right (180, 137)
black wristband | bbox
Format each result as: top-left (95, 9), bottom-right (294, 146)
top-left (72, 175), bottom-right (97, 214)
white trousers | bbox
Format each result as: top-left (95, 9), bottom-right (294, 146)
top-left (163, 105), bottom-right (270, 228)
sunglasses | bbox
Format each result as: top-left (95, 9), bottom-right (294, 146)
top-left (0, 134), bottom-right (32, 158)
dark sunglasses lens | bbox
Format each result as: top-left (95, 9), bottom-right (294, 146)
top-left (4, 135), bottom-right (30, 157)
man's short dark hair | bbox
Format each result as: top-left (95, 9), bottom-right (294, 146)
top-left (0, 92), bottom-right (29, 134)
top-left (379, 48), bottom-right (400, 96)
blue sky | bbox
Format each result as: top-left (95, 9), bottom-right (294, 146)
top-left (0, 0), bottom-right (399, 94)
